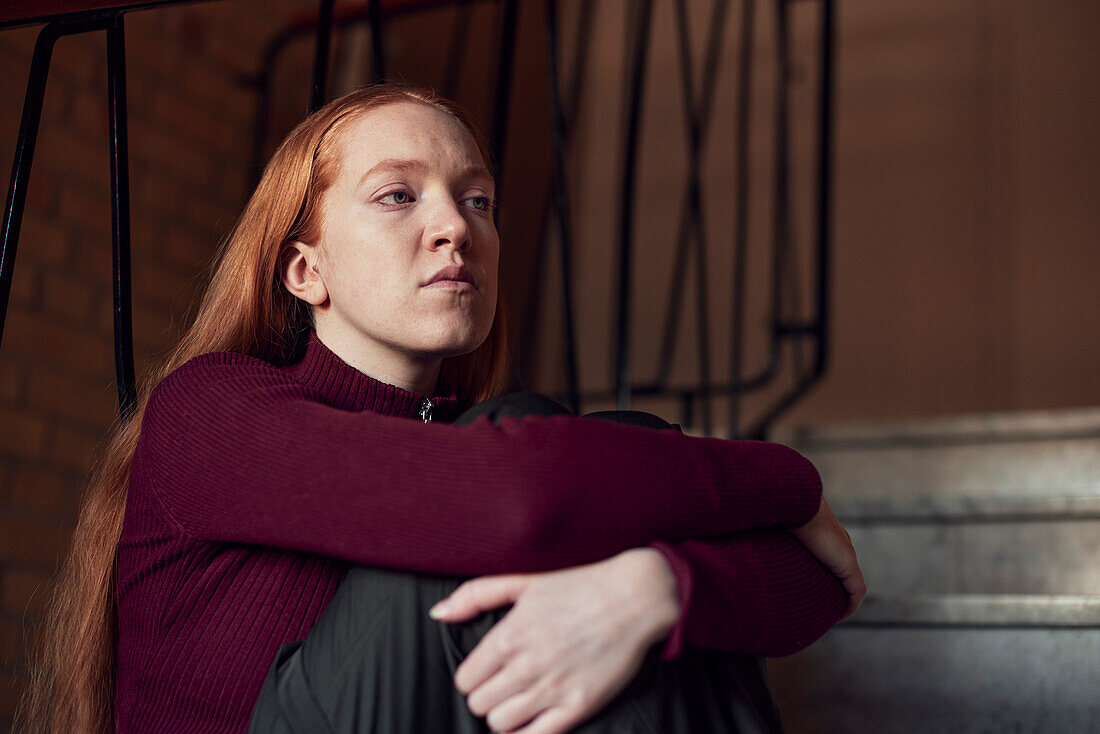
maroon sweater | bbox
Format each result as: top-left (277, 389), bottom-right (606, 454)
top-left (115, 332), bottom-right (846, 733)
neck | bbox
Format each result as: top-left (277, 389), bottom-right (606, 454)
top-left (312, 325), bottom-right (442, 394)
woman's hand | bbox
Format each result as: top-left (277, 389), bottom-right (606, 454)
top-left (791, 496), bottom-right (866, 619)
top-left (428, 548), bottom-right (680, 734)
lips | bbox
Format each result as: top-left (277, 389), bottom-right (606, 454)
top-left (424, 265), bottom-right (476, 289)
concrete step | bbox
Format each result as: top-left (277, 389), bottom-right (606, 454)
top-left (771, 407), bottom-right (1100, 501)
top-left (834, 494), bottom-right (1100, 595)
top-left (774, 410), bottom-right (1100, 595)
top-left (766, 409), bottom-right (1100, 731)
top-left (768, 594), bottom-right (1100, 733)
top-left (846, 518), bottom-right (1100, 596)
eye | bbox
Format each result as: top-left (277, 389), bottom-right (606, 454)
top-left (462, 196), bottom-right (492, 212)
top-left (378, 190), bottom-right (413, 206)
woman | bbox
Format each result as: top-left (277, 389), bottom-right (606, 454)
top-left (19, 85), bottom-right (862, 734)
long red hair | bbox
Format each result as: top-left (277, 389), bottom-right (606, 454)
top-left (17, 85), bottom-right (510, 733)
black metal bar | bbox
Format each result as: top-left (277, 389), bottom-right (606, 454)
top-left (564, 0), bottom-right (595, 130)
top-left (739, 0), bottom-right (795, 436)
top-left (729, 0), bottom-right (755, 437)
top-left (771, 0), bottom-right (791, 363)
top-left (785, 149), bottom-right (807, 379)
top-left (2, 15), bottom-right (113, 350)
top-left (368, 0), bottom-right (385, 83)
top-left (613, 0), bottom-right (653, 410)
top-left (745, 0), bottom-right (833, 439)
top-left (1, 12), bottom-right (136, 420)
top-left (813, 0), bottom-right (833, 381)
top-left (519, 0), bottom-right (596, 392)
top-left (672, 0), bottom-right (712, 433)
top-left (310, 0), bottom-right (335, 111)
top-left (696, 0), bottom-right (788, 401)
top-left (107, 13), bottom-right (137, 421)
top-left (777, 319), bottom-right (820, 336)
top-left (714, 0), bottom-right (791, 397)
top-left (655, 199), bottom-right (691, 386)
top-left (0, 1), bottom-right (221, 31)
top-left (0, 23), bottom-right (60, 349)
top-left (442, 2), bottom-right (474, 98)
top-left (543, 0), bottom-right (580, 414)
top-left (655, 0), bottom-right (728, 391)
top-left (489, 0), bottom-right (518, 174)
top-left (553, 0), bottom-right (831, 419)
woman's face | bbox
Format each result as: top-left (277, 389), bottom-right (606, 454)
top-left (292, 101), bottom-right (499, 388)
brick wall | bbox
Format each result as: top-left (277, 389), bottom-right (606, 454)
top-left (0, 1), bottom-right (305, 726)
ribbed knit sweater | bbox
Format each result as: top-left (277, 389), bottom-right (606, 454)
top-left (114, 331), bottom-right (846, 733)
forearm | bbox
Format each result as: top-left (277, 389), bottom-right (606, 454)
top-left (649, 530), bottom-right (848, 659)
top-left (142, 358), bottom-right (823, 575)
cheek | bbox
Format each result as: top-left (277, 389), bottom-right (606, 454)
top-left (326, 241), bottom-right (405, 306)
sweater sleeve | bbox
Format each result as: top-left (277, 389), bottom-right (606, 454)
top-left (137, 354), bottom-right (822, 576)
top-left (648, 532), bottom-right (848, 660)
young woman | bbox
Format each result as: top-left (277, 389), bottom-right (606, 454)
top-left (20, 85), bottom-right (863, 734)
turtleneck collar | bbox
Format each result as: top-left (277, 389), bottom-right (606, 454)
top-left (281, 331), bottom-right (459, 421)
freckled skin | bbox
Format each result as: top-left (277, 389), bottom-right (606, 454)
top-left (305, 101), bottom-right (499, 391)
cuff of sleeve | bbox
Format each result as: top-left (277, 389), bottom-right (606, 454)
top-left (646, 540), bottom-right (694, 661)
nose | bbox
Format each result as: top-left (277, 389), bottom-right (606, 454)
top-left (424, 199), bottom-right (471, 253)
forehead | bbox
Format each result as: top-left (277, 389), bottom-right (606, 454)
top-left (334, 101), bottom-right (486, 176)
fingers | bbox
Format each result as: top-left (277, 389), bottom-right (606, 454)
top-left (479, 680), bottom-right (542, 731)
top-left (431, 574), bottom-right (532, 623)
top-left (840, 565), bottom-right (867, 620)
top-left (457, 618), bottom-right (561, 732)
top-left (836, 525), bottom-right (866, 619)
top-left (832, 526), bottom-right (866, 620)
top-left (508, 705), bottom-right (577, 734)
top-left (466, 657), bottom-right (536, 718)
top-left (792, 499), bottom-right (868, 622)
top-left (454, 619), bottom-right (515, 694)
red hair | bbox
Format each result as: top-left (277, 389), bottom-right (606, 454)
top-left (17, 85), bottom-right (510, 733)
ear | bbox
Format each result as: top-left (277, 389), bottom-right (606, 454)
top-left (280, 241), bottom-right (329, 307)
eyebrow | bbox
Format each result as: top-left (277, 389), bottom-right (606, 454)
top-left (357, 158), bottom-right (493, 189)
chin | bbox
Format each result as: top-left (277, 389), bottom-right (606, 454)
top-left (419, 312), bottom-right (494, 358)
top-left (414, 326), bottom-right (490, 360)
top-left (439, 334), bottom-right (489, 359)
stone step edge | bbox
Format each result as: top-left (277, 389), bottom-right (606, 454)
top-left (832, 494), bottom-right (1100, 524)
top-left (770, 406), bottom-right (1100, 450)
top-left (844, 594), bottom-right (1100, 628)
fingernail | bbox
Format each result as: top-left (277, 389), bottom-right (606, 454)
top-left (429, 602), bottom-right (449, 620)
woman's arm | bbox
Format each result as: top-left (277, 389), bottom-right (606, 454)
top-left (434, 527), bottom-right (854, 662)
top-left (139, 353), bottom-right (822, 575)
top-left (649, 527), bottom-right (853, 659)
top-left (434, 532), bottom-right (857, 733)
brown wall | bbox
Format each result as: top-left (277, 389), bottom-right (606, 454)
top-left (797, 0), bottom-right (1100, 422)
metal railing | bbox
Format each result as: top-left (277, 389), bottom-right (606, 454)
top-left (265, 0), bottom-right (835, 438)
top-left (0, 2), bottom-right (191, 420)
top-left (1, 0), bottom-right (836, 438)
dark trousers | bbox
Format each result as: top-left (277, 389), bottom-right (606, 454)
top-left (249, 393), bottom-right (784, 733)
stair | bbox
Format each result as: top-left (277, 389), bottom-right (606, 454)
top-left (766, 409), bottom-right (1100, 733)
